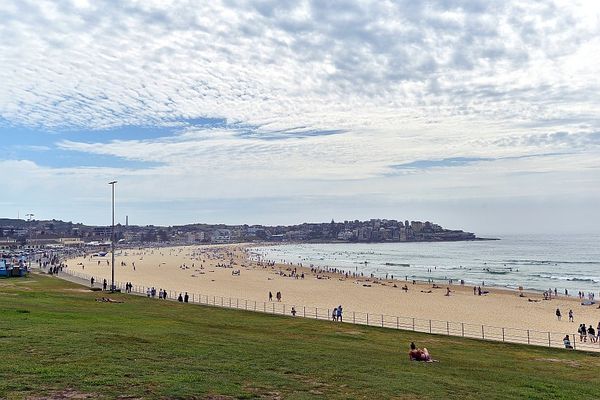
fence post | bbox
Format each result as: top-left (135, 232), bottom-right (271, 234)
top-left (573, 333), bottom-right (576, 350)
top-left (315, 308), bottom-right (317, 318)
top-left (304, 306), bottom-right (306, 317)
top-left (245, 300), bottom-right (247, 310)
top-left (527, 330), bottom-right (530, 344)
top-left (283, 304), bottom-right (286, 315)
top-left (272, 303), bottom-right (275, 313)
top-left (237, 298), bottom-right (239, 308)
top-left (429, 320), bottom-right (432, 333)
top-left (461, 323), bottom-right (464, 337)
top-left (447, 321), bottom-right (449, 335)
top-left (412, 318), bottom-right (415, 331)
top-left (264, 302), bottom-right (266, 312)
top-left (482, 325), bottom-right (485, 339)
top-left (397, 316), bottom-right (399, 329)
top-left (548, 332), bottom-right (551, 347)
top-left (381, 314), bottom-right (384, 327)
top-left (367, 313), bottom-right (369, 325)
top-left (353, 312), bottom-right (356, 324)
top-left (502, 328), bottom-right (505, 342)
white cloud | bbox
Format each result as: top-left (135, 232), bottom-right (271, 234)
top-left (0, 0), bottom-right (599, 230)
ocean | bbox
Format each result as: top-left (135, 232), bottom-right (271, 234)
top-left (250, 234), bottom-right (600, 293)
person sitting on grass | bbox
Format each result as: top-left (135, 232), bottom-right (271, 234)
top-left (409, 342), bottom-right (438, 362)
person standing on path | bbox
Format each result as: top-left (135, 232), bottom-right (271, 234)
top-left (184, 292), bottom-right (189, 303)
top-left (90, 277), bottom-right (94, 287)
top-left (337, 305), bottom-right (343, 322)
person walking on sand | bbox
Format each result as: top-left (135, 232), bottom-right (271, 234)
top-left (588, 324), bottom-right (596, 343)
top-left (337, 305), bottom-right (343, 322)
top-left (556, 308), bottom-right (561, 321)
top-left (332, 307), bottom-right (337, 321)
top-left (269, 291), bottom-right (273, 301)
top-left (276, 291), bottom-right (281, 302)
top-left (579, 324), bottom-right (587, 342)
top-left (569, 309), bottom-right (574, 322)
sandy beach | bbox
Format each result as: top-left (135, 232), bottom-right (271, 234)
top-left (64, 244), bottom-right (600, 340)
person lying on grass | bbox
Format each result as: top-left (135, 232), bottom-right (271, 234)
top-left (409, 342), bottom-right (438, 362)
top-left (95, 297), bottom-right (124, 303)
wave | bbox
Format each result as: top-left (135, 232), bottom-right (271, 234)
top-left (503, 259), bottom-right (600, 265)
top-left (528, 274), bottom-right (599, 283)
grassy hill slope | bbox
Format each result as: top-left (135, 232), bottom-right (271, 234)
top-left (1, 274), bottom-right (598, 399)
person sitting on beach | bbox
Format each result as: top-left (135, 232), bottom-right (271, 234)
top-left (445, 287), bottom-right (451, 296)
top-left (408, 342), bottom-right (437, 362)
top-left (402, 284), bottom-right (408, 292)
top-left (563, 335), bottom-right (573, 349)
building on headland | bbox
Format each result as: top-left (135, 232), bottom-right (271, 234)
top-left (0, 217), bottom-right (482, 248)
top-left (211, 229), bottom-right (231, 244)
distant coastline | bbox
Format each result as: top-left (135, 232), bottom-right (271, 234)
top-left (0, 217), bottom-right (486, 247)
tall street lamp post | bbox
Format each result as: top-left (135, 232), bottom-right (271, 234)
top-left (109, 181), bottom-right (117, 291)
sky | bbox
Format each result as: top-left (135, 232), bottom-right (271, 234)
top-left (1, 0), bottom-right (599, 234)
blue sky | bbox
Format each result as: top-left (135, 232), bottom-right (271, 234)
top-left (1, 0), bottom-right (599, 234)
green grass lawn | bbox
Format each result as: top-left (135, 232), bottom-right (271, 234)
top-left (1, 273), bottom-right (599, 399)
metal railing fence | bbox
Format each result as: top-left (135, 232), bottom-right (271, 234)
top-left (58, 268), bottom-right (600, 352)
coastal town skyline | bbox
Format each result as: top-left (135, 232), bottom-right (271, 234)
top-left (0, 216), bottom-right (479, 249)
top-left (1, 1), bottom-right (599, 234)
